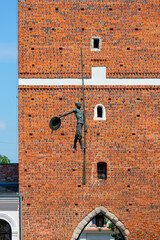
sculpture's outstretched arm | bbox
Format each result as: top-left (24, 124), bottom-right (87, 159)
top-left (59, 109), bottom-right (75, 118)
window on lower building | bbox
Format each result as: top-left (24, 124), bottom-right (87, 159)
top-left (0, 219), bottom-right (11, 240)
top-left (97, 162), bottom-right (107, 180)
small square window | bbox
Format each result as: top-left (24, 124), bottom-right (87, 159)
top-left (91, 37), bottom-right (101, 51)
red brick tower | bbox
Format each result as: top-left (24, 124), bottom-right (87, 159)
top-left (18, 1), bottom-right (160, 239)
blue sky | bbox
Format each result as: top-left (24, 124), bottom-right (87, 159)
top-left (0, 1), bottom-right (18, 163)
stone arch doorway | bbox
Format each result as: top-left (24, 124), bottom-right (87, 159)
top-left (71, 206), bottom-right (129, 240)
top-left (0, 213), bottom-right (18, 240)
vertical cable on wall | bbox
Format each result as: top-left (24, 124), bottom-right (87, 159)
top-left (81, 48), bottom-right (86, 185)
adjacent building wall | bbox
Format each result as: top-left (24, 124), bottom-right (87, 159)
top-left (0, 164), bottom-right (19, 240)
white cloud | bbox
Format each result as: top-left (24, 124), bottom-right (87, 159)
top-left (0, 43), bottom-right (17, 61)
top-left (0, 120), bottom-right (7, 130)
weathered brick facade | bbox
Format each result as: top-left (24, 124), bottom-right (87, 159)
top-left (18, 1), bottom-right (160, 239)
top-left (18, 0), bottom-right (160, 79)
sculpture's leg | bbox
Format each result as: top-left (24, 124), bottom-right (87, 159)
top-left (73, 135), bottom-right (78, 150)
top-left (79, 138), bottom-right (83, 149)
top-left (74, 123), bottom-right (83, 150)
top-left (78, 124), bottom-right (83, 149)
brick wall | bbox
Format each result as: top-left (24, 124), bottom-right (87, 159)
top-left (18, 86), bottom-right (160, 240)
top-left (18, 0), bottom-right (160, 239)
top-left (18, 0), bottom-right (160, 79)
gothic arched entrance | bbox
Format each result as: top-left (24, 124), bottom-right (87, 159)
top-left (71, 206), bottom-right (129, 240)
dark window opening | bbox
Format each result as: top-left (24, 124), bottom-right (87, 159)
top-left (97, 106), bottom-right (103, 118)
top-left (0, 219), bottom-right (11, 240)
top-left (93, 38), bottom-right (100, 49)
top-left (97, 162), bottom-right (107, 180)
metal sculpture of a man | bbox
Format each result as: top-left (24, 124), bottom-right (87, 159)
top-left (59, 101), bottom-right (87, 150)
top-left (49, 101), bottom-right (87, 150)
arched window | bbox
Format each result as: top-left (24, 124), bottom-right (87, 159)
top-left (94, 104), bottom-right (106, 120)
top-left (0, 219), bottom-right (12, 240)
top-left (97, 162), bottom-right (107, 180)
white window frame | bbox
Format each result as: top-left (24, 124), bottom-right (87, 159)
top-left (91, 37), bottom-right (101, 51)
top-left (94, 104), bottom-right (106, 120)
top-left (0, 212), bottom-right (19, 240)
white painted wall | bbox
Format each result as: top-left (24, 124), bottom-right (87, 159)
top-left (79, 231), bottom-right (114, 240)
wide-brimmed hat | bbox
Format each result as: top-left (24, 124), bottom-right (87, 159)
top-left (49, 117), bottom-right (61, 130)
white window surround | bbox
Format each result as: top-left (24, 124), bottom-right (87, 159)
top-left (91, 37), bottom-right (101, 51)
top-left (94, 104), bottom-right (106, 120)
top-left (0, 212), bottom-right (18, 240)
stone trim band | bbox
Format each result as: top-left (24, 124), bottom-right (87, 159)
top-left (19, 78), bottom-right (160, 86)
